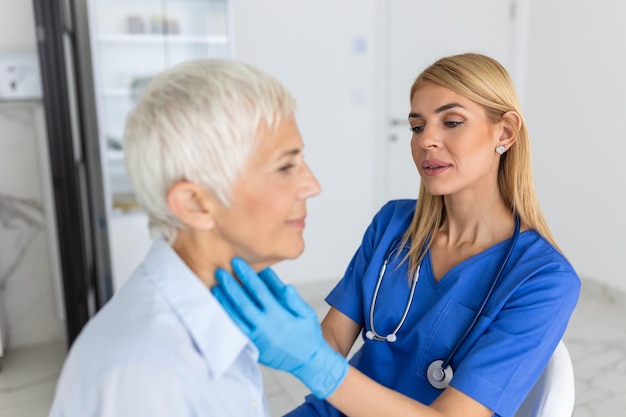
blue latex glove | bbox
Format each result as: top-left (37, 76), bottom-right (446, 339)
top-left (212, 258), bottom-right (349, 399)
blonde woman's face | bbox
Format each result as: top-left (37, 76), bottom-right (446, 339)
top-left (212, 116), bottom-right (321, 270)
top-left (408, 83), bottom-right (503, 198)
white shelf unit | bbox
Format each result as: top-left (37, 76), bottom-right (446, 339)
top-left (88, 0), bottom-right (231, 288)
top-left (89, 0), bottom-right (231, 212)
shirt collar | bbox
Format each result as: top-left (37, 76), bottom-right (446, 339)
top-left (141, 239), bottom-right (258, 378)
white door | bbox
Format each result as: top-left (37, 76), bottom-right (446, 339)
top-left (381, 0), bottom-right (525, 201)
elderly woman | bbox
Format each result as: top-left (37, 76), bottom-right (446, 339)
top-left (48, 59), bottom-right (320, 417)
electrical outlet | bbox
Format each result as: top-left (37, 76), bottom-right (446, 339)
top-left (0, 52), bottom-right (42, 100)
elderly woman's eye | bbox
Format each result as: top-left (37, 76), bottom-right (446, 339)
top-left (279, 163), bottom-right (295, 172)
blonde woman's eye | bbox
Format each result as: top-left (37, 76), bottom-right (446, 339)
top-left (444, 121), bottom-right (463, 128)
top-left (410, 125), bottom-right (424, 134)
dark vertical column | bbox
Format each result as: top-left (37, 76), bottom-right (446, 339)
top-left (32, 0), bottom-right (113, 347)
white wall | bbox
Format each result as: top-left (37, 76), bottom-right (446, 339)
top-left (230, 0), bottom-right (381, 284)
top-left (0, 0), bottom-right (37, 50)
top-left (524, 1), bottom-right (626, 292)
top-left (231, 0), bottom-right (626, 292)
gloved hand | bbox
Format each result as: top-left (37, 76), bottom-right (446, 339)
top-left (212, 258), bottom-right (349, 399)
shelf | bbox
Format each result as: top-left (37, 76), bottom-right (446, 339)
top-left (98, 34), bottom-right (228, 44)
top-left (0, 98), bottom-right (42, 107)
top-left (108, 150), bottom-right (125, 161)
top-left (102, 88), bottom-right (133, 98)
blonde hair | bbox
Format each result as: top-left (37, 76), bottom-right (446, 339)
top-left (403, 53), bottom-right (560, 274)
top-left (124, 59), bottom-right (297, 242)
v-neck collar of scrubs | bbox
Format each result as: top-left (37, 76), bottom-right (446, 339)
top-left (423, 230), bottom-right (530, 287)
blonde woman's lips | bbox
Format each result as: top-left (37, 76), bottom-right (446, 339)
top-left (421, 159), bottom-right (451, 176)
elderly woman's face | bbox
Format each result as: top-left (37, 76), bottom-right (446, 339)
top-left (213, 115), bottom-right (321, 269)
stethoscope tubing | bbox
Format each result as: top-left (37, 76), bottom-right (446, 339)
top-left (440, 214), bottom-right (521, 369)
top-left (366, 214), bottom-right (521, 388)
top-left (367, 244), bottom-right (419, 342)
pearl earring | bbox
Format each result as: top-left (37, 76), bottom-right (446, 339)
top-left (496, 145), bottom-right (507, 155)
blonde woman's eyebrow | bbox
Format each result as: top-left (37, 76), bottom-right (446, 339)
top-left (409, 102), bottom-right (465, 119)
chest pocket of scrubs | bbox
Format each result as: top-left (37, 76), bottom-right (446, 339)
top-left (416, 299), bottom-right (477, 378)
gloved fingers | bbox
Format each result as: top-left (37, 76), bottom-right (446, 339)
top-left (259, 268), bottom-right (303, 316)
top-left (211, 284), bottom-right (254, 335)
top-left (282, 284), bottom-right (319, 320)
top-left (231, 257), bottom-right (277, 311)
top-left (258, 267), bottom-right (288, 298)
top-left (214, 267), bottom-right (264, 327)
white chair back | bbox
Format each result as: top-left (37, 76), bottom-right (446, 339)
top-left (515, 341), bottom-right (575, 417)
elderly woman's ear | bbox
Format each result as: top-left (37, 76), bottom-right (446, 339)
top-left (166, 181), bottom-right (219, 231)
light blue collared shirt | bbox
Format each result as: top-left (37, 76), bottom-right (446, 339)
top-left (48, 239), bottom-right (269, 417)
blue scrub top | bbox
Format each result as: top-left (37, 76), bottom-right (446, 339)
top-left (288, 199), bottom-right (580, 417)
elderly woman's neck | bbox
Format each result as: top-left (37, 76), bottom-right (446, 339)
top-left (170, 231), bottom-right (233, 288)
top-left (170, 230), bottom-right (273, 288)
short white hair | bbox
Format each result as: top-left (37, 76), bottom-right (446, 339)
top-left (123, 59), bottom-right (297, 241)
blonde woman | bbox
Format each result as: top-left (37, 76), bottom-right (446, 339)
top-left (214, 53), bottom-right (580, 417)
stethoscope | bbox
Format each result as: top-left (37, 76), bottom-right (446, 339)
top-left (365, 214), bottom-right (521, 390)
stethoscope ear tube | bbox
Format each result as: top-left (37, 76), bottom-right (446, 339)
top-left (366, 238), bottom-right (420, 344)
top-left (365, 330), bottom-right (397, 342)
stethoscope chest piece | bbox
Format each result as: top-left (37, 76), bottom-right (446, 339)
top-left (427, 360), bottom-right (453, 389)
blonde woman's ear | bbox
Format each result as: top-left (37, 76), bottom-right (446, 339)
top-left (497, 111), bottom-right (522, 149)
